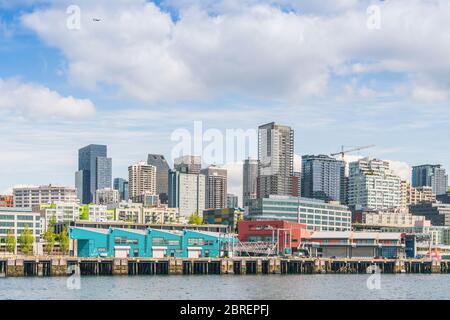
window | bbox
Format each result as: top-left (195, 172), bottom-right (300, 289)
top-left (188, 238), bottom-right (204, 246)
top-left (152, 237), bottom-right (165, 246)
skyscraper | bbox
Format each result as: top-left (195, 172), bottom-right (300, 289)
top-left (201, 165), bottom-right (227, 209)
top-left (174, 155), bottom-right (201, 174)
top-left (301, 155), bottom-right (345, 202)
top-left (147, 154), bottom-right (170, 204)
top-left (227, 194), bottom-right (239, 208)
top-left (348, 158), bottom-right (401, 210)
top-left (113, 178), bottom-right (129, 201)
top-left (412, 164), bottom-right (448, 196)
top-left (243, 158), bottom-right (258, 208)
top-left (257, 122), bottom-right (294, 198)
top-left (76, 144), bottom-right (112, 204)
top-left (168, 169), bottom-right (206, 217)
top-left (128, 162), bottom-right (157, 200)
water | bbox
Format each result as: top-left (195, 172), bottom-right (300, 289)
top-left (1, 274), bottom-right (450, 300)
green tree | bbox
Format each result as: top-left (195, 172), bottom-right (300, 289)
top-left (188, 212), bottom-right (203, 225)
top-left (43, 227), bottom-right (55, 255)
top-left (49, 214), bottom-right (57, 228)
top-left (5, 229), bottom-right (16, 254)
top-left (19, 225), bottom-right (35, 256)
top-left (59, 227), bottom-right (69, 255)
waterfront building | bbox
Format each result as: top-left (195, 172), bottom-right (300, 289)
top-left (227, 194), bottom-right (239, 208)
top-left (168, 169), bottom-right (206, 217)
top-left (238, 220), bottom-right (310, 253)
top-left (147, 154), bottom-right (170, 204)
top-left (257, 122), bottom-right (294, 198)
top-left (0, 207), bottom-right (41, 253)
top-left (39, 202), bottom-right (80, 231)
top-left (113, 178), bottom-right (129, 201)
top-left (69, 227), bottom-right (237, 258)
top-left (409, 202), bottom-right (450, 226)
top-left (114, 201), bottom-right (143, 223)
top-left (248, 195), bottom-right (352, 232)
top-left (412, 164), bottom-right (448, 196)
top-left (360, 211), bottom-right (426, 228)
top-left (95, 188), bottom-right (120, 205)
top-left (203, 208), bottom-right (244, 232)
top-left (174, 155), bottom-right (201, 174)
top-left (348, 158), bottom-right (401, 211)
top-left (302, 231), bottom-right (405, 259)
top-left (128, 161), bottom-right (157, 200)
top-left (0, 195), bottom-right (13, 207)
top-left (201, 165), bottom-right (227, 209)
top-left (142, 206), bottom-right (179, 224)
top-left (243, 158), bottom-right (258, 210)
top-left (13, 185), bottom-right (78, 208)
top-left (79, 204), bottom-right (113, 222)
top-left (76, 144), bottom-right (112, 204)
top-left (301, 155), bottom-right (345, 203)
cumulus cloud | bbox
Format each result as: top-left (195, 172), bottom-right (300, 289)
top-left (19, 0), bottom-right (450, 104)
top-left (0, 78), bottom-right (95, 119)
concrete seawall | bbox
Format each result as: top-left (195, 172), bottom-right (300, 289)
top-left (0, 257), bottom-right (448, 277)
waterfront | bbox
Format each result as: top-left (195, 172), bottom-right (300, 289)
top-left (1, 274), bottom-right (450, 300)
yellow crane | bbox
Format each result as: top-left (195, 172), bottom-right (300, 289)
top-left (330, 145), bottom-right (376, 161)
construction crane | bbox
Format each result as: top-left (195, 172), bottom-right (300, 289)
top-left (330, 145), bottom-right (375, 161)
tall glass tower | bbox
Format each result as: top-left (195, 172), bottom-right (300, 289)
top-left (412, 164), bottom-right (448, 196)
top-left (76, 144), bottom-right (112, 204)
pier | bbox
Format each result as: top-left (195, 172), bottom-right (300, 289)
top-left (0, 257), bottom-right (449, 277)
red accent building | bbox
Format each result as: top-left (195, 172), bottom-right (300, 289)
top-left (238, 220), bottom-right (310, 251)
top-left (0, 195), bottom-right (13, 207)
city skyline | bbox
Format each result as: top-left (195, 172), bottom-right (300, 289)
top-left (1, 0), bottom-right (449, 200)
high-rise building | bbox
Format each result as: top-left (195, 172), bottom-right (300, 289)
top-left (301, 155), bottom-right (345, 203)
top-left (76, 144), bottom-right (112, 204)
top-left (243, 158), bottom-right (258, 208)
top-left (13, 185), bottom-right (78, 208)
top-left (292, 172), bottom-right (301, 197)
top-left (400, 181), bottom-right (436, 209)
top-left (128, 162), bottom-right (156, 200)
top-left (174, 155), bottom-right (201, 174)
top-left (113, 178), bottom-right (129, 201)
top-left (201, 165), bottom-right (227, 209)
top-left (257, 122), bottom-right (294, 198)
top-left (412, 164), bottom-right (448, 196)
top-left (227, 194), bottom-right (239, 208)
top-left (147, 154), bottom-right (170, 204)
top-left (95, 188), bottom-right (120, 205)
top-left (348, 158), bottom-right (401, 211)
top-left (168, 169), bottom-right (205, 217)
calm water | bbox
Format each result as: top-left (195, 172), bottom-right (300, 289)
top-left (1, 274), bottom-right (450, 300)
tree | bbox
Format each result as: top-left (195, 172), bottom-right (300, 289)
top-left (59, 226), bottom-right (69, 255)
top-left (188, 212), bottom-right (203, 225)
top-left (49, 214), bottom-right (57, 228)
top-left (43, 227), bottom-right (55, 255)
top-left (5, 229), bottom-right (16, 254)
top-left (19, 225), bottom-right (34, 256)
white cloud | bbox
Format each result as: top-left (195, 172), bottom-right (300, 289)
top-left (0, 78), bottom-right (95, 119)
top-left (21, 0), bottom-right (450, 104)
top-left (412, 86), bottom-right (450, 104)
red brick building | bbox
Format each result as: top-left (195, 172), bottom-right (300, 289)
top-left (0, 195), bottom-right (13, 207)
top-left (238, 220), bottom-right (310, 251)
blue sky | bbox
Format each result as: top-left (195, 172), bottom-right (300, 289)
top-left (0, 0), bottom-right (449, 198)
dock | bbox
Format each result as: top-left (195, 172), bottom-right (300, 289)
top-left (1, 257), bottom-right (449, 277)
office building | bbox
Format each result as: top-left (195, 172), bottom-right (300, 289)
top-left (113, 178), bottom-right (129, 201)
top-left (227, 194), bottom-right (239, 208)
top-left (128, 162), bottom-right (157, 200)
top-left (79, 204), bottom-right (113, 222)
top-left (0, 195), bottom-right (13, 207)
top-left (301, 155), bottom-right (345, 203)
top-left (95, 188), bottom-right (120, 205)
top-left (257, 122), bottom-right (294, 198)
top-left (76, 144), bottom-right (112, 204)
top-left (412, 164), bottom-right (448, 196)
top-left (147, 154), bottom-right (171, 204)
top-left (243, 158), bottom-right (258, 209)
top-left (410, 202), bottom-right (450, 226)
top-left (348, 158), bottom-right (401, 211)
top-left (201, 165), bottom-right (227, 209)
top-left (361, 211), bottom-right (426, 227)
top-left (13, 185), bottom-right (78, 208)
top-left (248, 195), bottom-right (352, 232)
top-left (203, 208), bottom-right (244, 231)
top-left (168, 169), bottom-right (206, 217)
top-left (0, 207), bottom-right (41, 253)
top-left (174, 155), bottom-right (201, 174)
